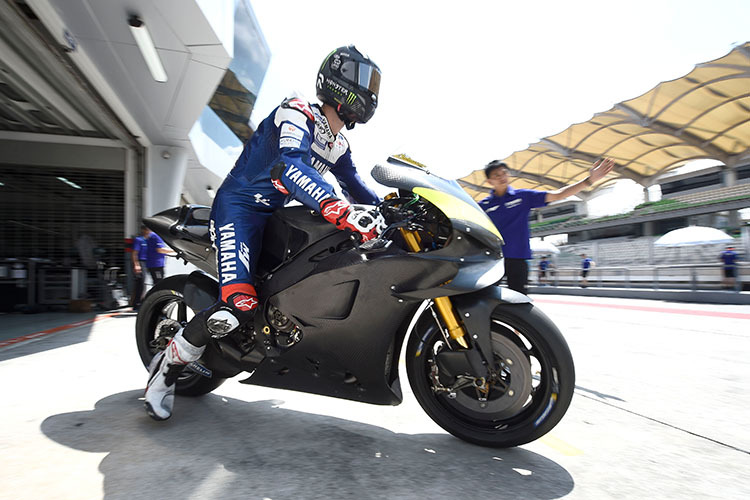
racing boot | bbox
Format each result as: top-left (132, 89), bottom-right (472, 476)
top-left (144, 329), bottom-right (204, 421)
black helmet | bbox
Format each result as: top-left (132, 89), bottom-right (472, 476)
top-left (316, 45), bottom-right (381, 129)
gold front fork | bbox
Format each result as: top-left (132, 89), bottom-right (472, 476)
top-left (399, 228), bottom-right (469, 349)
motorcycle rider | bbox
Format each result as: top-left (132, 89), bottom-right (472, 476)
top-left (144, 45), bottom-right (385, 420)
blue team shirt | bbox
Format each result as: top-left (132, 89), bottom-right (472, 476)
top-left (721, 250), bottom-right (737, 268)
top-left (140, 232), bottom-right (167, 268)
top-left (581, 257), bottom-right (593, 270)
top-left (479, 187), bottom-right (547, 259)
top-left (132, 236), bottom-right (147, 262)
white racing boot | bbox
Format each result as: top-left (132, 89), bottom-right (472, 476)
top-left (144, 330), bottom-right (204, 420)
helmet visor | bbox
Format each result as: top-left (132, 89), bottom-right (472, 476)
top-left (341, 61), bottom-right (381, 95)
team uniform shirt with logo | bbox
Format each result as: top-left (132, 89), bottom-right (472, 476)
top-left (144, 232), bottom-right (168, 268)
top-left (132, 235), bottom-right (148, 263)
top-left (209, 96), bottom-right (379, 293)
top-left (479, 187), bottom-right (547, 259)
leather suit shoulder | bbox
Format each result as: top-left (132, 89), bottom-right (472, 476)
top-left (280, 97), bottom-right (315, 122)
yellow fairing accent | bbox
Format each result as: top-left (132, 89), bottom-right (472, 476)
top-left (413, 187), bottom-right (503, 240)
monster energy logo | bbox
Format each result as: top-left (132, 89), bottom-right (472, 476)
top-left (347, 93), bottom-right (356, 105)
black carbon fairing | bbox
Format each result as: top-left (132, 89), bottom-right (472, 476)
top-left (141, 157), bottom-right (518, 406)
top-left (144, 205), bottom-right (216, 276)
top-left (249, 257), bottom-right (425, 404)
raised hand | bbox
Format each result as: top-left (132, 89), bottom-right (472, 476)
top-left (589, 157), bottom-right (616, 183)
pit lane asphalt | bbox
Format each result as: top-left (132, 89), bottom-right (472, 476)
top-left (1, 295), bottom-right (748, 500)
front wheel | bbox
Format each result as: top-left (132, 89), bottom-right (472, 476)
top-left (406, 302), bottom-right (575, 448)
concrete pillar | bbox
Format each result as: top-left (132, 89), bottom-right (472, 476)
top-left (594, 240), bottom-right (600, 264)
top-left (577, 201), bottom-right (587, 216)
top-left (643, 186), bottom-right (651, 203)
top-left (648, 236), bottom-right (654, 265)
top-left (723, 167), bottom-right (737, 187)
top-left (124, 148), bottom-right (141, 236)
top-left (728, 210), bottom-right (740, 229)
top-left (143, 146), bottom-right (188, 217)
top-left (643, 221), bottom-right (655, 237)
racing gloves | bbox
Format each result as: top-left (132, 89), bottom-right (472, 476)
top-left (320, 197), bottom-right (385, 242)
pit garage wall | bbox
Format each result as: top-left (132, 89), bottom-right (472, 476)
top-left (144, 146), bottom-right (188, 218)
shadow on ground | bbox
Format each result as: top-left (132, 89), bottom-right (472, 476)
top-left (0, 321), bottom-right (95, 362)
top-left (574, 384), bottom-right (625, 402)
top-left (0, 310), bottom-right (134, 362)
top-left (42, 391), bottom-right (574, 500)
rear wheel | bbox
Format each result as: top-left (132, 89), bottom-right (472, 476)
top-left (135, 278), bottom-right (227, 396)
top-left (406, 302), bottom-right (575, 447)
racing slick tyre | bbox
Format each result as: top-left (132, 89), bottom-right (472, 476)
top-left (406, 302), bottom-right (575, 448)
top-left (135, 276), bottom-right (226, 396)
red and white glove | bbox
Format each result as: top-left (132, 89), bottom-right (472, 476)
top-left (320, 198), bottom-right (385, 242)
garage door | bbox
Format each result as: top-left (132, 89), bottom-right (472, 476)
top-left (0, 165), bottom-right (124, 308)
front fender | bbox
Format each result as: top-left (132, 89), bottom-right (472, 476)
top-left (451, 286), bottom-right (531, 362)
top-left (410, 286), bottom-right (531, 379)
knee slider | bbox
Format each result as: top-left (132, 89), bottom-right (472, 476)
top-left (206, 308), bottom-right (241, 338)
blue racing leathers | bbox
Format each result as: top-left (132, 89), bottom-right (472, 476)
top-left (209, 97), bottom-right (380, 304)
top-left (149, 97), bottom-right (384, 415)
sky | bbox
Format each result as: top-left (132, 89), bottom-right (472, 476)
top-left (247, 0), bottom-right (749, 214)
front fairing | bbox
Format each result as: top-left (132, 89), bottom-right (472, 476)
top-left (371, 157), bottom-right (503, 253)
top-left (369, 156), bottom-right (505, 296)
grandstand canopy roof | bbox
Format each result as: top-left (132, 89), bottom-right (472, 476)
top-left (459, 42), bottom-right (750, 202)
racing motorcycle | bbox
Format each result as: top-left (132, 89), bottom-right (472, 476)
top-left (135, 155), bottom-right (575, 448)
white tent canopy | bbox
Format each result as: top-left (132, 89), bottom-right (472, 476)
top-left (654, 226), bottom-right (734, 247)
top-left (530, 238), bottom-right (560, 254)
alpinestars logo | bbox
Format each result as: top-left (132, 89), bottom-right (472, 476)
top-left (322, 199), bottom-right (349, 219)
top-left (233, 294), bottom-right (258, 312)
top-left (216, 223), bottom-right (251, 284)
top-left (271, 178), bottom-right (289, 194)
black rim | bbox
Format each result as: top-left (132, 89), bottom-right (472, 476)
top-left (422, 312), bottom-right (557, 433)
top-left (143, 293), bottom-right (199, 383)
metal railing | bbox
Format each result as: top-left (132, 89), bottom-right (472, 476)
top-left (535, 263), bottom-right (748, 292)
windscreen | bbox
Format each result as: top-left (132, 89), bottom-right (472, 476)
top-left (372, 159), bottom-right (503, 250)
